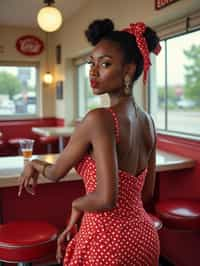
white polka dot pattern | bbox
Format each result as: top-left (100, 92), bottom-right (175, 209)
top-left (64, 108), bottom-right (160, 265)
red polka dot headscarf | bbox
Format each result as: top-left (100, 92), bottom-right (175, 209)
top-left (123, 22), bottom-right (161, 84)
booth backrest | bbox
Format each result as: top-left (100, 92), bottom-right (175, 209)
top-left (0, 117), bottom-right (64, 156)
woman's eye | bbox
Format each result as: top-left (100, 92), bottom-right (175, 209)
top-left (86, 60), bottom-right (94, 66)
top-left (101, 62), bottom-right (111, 68)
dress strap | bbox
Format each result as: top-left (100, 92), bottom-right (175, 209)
top-left (107, 107), bottom-right (120, 143)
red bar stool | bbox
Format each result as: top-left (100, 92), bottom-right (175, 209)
top-left (39, 136), bottom-right (58, 153)
top-left (0, 221), bottom-right (58, 266)
top-left (155, 199), bottom-right (200, 231)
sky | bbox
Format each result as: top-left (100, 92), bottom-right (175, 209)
top-left (156, 30), bottom-right (200, 87)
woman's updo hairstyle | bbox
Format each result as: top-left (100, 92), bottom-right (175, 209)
top-left (85, 19), bottom-right (160, 82)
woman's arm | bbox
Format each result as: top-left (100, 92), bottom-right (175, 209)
top-left (18, 112), bottom-right (93, 196)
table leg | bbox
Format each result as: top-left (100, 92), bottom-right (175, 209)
top-left (58, 136), bottom-right (64, 152)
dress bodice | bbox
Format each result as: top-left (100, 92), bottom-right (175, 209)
top-left (74, 107), bottom-right (147, 218)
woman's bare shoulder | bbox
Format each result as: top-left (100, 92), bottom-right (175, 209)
top-left (82, 108), bottom-right (115, 137)
top-left (137, 107), bottom-right (154, 127)
top-left (83, 108), bottom-right (111, 125)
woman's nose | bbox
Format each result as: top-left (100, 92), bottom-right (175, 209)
top-left (90, 66), bottom-right (99, 77)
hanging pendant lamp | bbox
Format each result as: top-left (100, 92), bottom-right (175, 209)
top-left (37, 0), bottom-right (63, 32)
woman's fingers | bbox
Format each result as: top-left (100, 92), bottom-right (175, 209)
top-left (25, 171), bottom-right (38, 195)
top-left (56, 229), bottom-right (69, 264)
top-left (56, 209), bottom-right (81, 264)
top-left (18, 169), bottom-right (38, 197)
top-left (18, 174), bottom-right (25, 197)
top-left (56, 246), bottom-right (63, 264)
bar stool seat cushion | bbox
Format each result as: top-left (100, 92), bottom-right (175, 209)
top-left (148, 213), bottom-right (163, 231)
top-left (8, 138), bottom-right (22, 145)
top-left (0, 221), bottom-right (58, 262)
top-left (155, 199), bottom-right (200, 230)
top-left (39, 136), bottom-right (58, 144)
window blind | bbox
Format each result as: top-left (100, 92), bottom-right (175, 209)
top-left (155, 9), bottom-right (200, 39)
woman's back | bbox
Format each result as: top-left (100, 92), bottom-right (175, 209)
top-left (112, 99), bottom-right (155, 177)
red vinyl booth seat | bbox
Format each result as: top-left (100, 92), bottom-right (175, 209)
top-left (0, 140), bottom-right (5, 147)
top-left (8, 138), bottom-right (22, 145)
top-left (8, 138), bottom-right (23, 155)
top-left (39, 136), bottom-right (58, 153)
top-left (155, 199), bottom-right (200, 231)
top-left (0, 221), bottom-right (58, 263)
top-left (39, 136), bottom-right (58, 144)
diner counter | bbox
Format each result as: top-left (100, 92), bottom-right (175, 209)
top-left (0, 149), bottom-right (195, 188)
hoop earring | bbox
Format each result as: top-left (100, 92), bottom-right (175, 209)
top-left (124, 75), bottom-right (131, 95)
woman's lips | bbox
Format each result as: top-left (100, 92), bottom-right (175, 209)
top-left (90, 80), bottom-right (98, 88)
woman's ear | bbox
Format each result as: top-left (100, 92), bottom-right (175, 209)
top-left (127, 63), bottom-right (136, 78)
top-left (123, 63), bottom-right (136, 80)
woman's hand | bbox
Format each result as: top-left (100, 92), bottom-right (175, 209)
top-left (56, 207), bottom-right (83, 264)
top-left (18, 161), bottom-right (39, 197)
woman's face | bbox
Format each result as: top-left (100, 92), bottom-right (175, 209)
top-left (88, 39), bottom-right (127, 95)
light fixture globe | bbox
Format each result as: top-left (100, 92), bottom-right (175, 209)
top-left (44, 72), bottom-right (53, 84)
top-left (37, 6), bottom-right (62, 32)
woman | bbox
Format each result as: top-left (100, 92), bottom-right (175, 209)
top-left (19, 19), bottom-right (161, 265)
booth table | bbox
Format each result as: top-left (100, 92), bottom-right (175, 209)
top-left (32, 126), bottom-right (75, 152)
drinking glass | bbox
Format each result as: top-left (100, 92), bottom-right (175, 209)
top-left (19, 139), bottom-right (35, 160)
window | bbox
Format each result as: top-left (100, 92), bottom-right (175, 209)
top-left (0, 63), bottom-right (39, 118)
top-left (150, 12), bottom-right (200, 137)
top-left (77, 62), bottom-right (101, 118)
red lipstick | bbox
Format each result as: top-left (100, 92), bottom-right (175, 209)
top-left (90, 80), bottom-right (98, 88)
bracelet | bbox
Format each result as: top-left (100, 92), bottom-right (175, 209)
top-left (42, 163), bottom-right (51, 177)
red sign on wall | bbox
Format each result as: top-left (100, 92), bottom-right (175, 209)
top-left (155, 0), bottom-right (179, 10)
top-left (16, 35), bottom-right (44, 56)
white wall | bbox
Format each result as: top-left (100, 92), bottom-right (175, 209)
top-left (51, 0), bottom-right (200, 123)
top-left (0, 0), bottom-right (199, 120)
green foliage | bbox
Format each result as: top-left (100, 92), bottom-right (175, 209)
top-left (0, 71), bottom-right (22, 99)
top-left (184, 44), bottom-right (200, 103)
top-left (158, 86), bottom-right (177, 101)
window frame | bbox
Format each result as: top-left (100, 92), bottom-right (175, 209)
top-left (76, 61), bottom-right (88, 118)
top-left (75, 55), bottom-right (103, 119)
top-left (0, 61), bottom-right (40, 120)
top-left (149, 12), bottom-right (200, 140)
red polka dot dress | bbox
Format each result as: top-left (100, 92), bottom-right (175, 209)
top-left (64, 108), bottom-right (160, 266)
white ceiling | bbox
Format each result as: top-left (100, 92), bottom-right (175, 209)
top-left (0, 0), bottom-right (89, 28)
